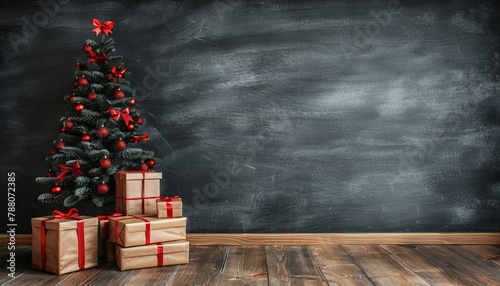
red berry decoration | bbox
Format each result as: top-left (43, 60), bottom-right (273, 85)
top-left (100, 157), bottom-right (111, 169)
top-left (64, 120), bottom-right (74, 130)
top-left (114, 89), bottom-right (125, 99)
top-left (51, 185), bottom-right (62, 194)
top-left (87, 91), bottom-right (98, 101)
top-left (81, 133), bottom-right (91, 141)
top-left (55, 140), bottom-right (65, 150)
top-left (97, 126), bottom-right (108, 137)
top-left (50, 148), bottom-right (57, 155)
top-left (78, 77), bottom-right (88, 86)
top-left (146, 158), bottom-right (156, 168)
top-left (126, 123), bottom-right (135, 131)
top-left (116, 139), bottom-right (126, 151)
top-left (139, 162), bottom-right (148, 171)
top-left (75, 103), bottom-right (85, 112)
top-left (46, 169), bottom-right (53, 177)
top-left (129, 99), bottom-right (136, 106)
top-left (97, 183), bottom-right (109, 194)
top-left (135, 116), bottom-right (144, 125)
top-left (83, 44), bottom-right (93, 53)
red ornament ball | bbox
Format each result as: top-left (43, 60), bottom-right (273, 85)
top-left (129, 99), bottom-right (136, 106)
top-left (87, 91), bottom-right (98, 101)
top-left (75, 103), bottom-right (85, 112)
top-left (60, 126), bottom-right (66, 133)
top-left (51, 185), bottom-right (62, 194)
top-left (126, 123), bottom-right (135, 131)
top-left (114, 89), bottom-right (125, 100)
top-left (64, 120), bottom-right (74, 130)
top-left (135, 116), bottom-right (144, 125)
top-left (100, 157), bottom-right (111, 169)
top-left (78, 77), bottom-right (88, 86)
top-left (55, 140), bottom-right (65, 150)
top-left (83, 44), bottom-right (93, 53)
top-left (50, 148), bottom-right (57, 155)
top-left (116, 139), bottom-right (127, 151)
top-left (81, 133), bottom-right (91, 141)
top-left (73, 79), bottom-right (79, 87)
top-left (139, 162), bottom-right (148, 171)
top-left (68, 94), bottom-right (76, 102)
top-left (97, 126), bottom-right (108, 137)
top-left (97, 183), bottom-right (108, 194)
top-left (146, 158), bottom-right (156, 168)
top-left (46, 170), bottom-right (53, 177)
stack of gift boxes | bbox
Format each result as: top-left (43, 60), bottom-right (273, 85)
top-left (31, 171), bottom-right (189, 275)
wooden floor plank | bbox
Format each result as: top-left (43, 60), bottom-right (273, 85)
top-left (342, 245), bottom-right (430, 286)
top-left (265, 245), bottom-right (326, 286)
top-left (119, 264), bottom-right (179, 286)
top-left (309, 245), bottom-right (373, 286)
top-left (219, 246), bottom-right (268, 286)
top-left (422, 245), bottom-right (500, 285)
top-left (0, 246), bottom-right (32, 284)
top-left (167, 246), bottom-right (226, 286)
top-left (55, 261), bottom-right (133, 286)
top-left (464, 245), bottom-right (500, 266)
top-left (380, 245), bottom-right (483, 286)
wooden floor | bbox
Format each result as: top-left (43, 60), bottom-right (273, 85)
top-left (2, 245), bottom-right (500, 285)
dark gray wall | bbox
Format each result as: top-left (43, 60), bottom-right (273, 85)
top-left (1, 0), bottom-right (499, 234)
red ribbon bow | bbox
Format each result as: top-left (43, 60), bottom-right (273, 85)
top-left (109, 107), bottom-right (134, 126)
top-left (97, 212), bottom-right (122, 220)
top-left (130, 134), bottom-right (150, 143)
top-left (52, 207), bottom-right (79, 218)
top-left (55, 161), bottom-right (84, 183)
top-left (92, 18), bottom-right (114, 36)
top-left (88, 51), bottom-right (108, 63)
top-left (109, 66), bottom-right (126, 82)
top-left (158, 196), bottom-right (180, 202)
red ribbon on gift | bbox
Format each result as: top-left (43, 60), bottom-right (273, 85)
top-left (157, 243), bottom-right (164, 266)
top-left (115, 170), bottom-right (157, 214)
top-left (97, 212), bottom-right (122, 240)
top-left (55, 161), bottom-right (84, 183)
top-left (109, 66), bottom-right (126, 82)
top-left (112, 216), bottom-right (151, 245)
top-left (109, 107), bottom-right (134, 126)
top-left (130, 134), bottom-right (149, 143)
top-left (40, 208), bottom-right (85, 271)
top-left (158, 196), bottom-right (180, 218)
top-left (92, 18), bottom-right (114, 36)
top-left (88, 51), bottom-right (108, 63)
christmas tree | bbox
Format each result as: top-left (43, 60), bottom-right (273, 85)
top-left (36, 19), bottom-right (159, 208)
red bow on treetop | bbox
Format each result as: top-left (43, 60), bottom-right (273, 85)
top-left (92, 19), bottom-right (114, 36)
top-left (109, 107), bottom-right (134, 125)
top-left (88, 51), bottom-right (108, 63)
top-left (109, 66), bottom-right (126, 82)
top-left (52, 208), bottom-right (79, 218)
top-left (130, 134), bottom-right (150, 143)
top-left (55, 161), bottom-right (84, 183)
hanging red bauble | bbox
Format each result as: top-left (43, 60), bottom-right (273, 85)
top-left (60, 126), bottom-right (66, 133)
top-left (81, 133), bottom-right (91, 141)
top-left (68, 94), bottom-right (76, 102)
top-left (50, 148), bottom-right (57, 155)
top-left (97, 182), bottom-right (108, 194)
top-left (51, 185), bottom-right (62, 194)
top-left (78, 77), bottom-right (89, 86)
top-left (146, 158), bottom-right (156, 168)
top-left (139, 162), bottom-right (148, 171)
top-left (64, 120), bottom-right (74, 130)
top-left (114, 89), bottom-right (125, 99)
top-left (126, 123), bottom-right (135, 131)
top-left (83, 44), bottom-right (93, 53)
top-left (73, 79), bottom-right (79, 87)
top-left (100, 157), bottom-right (111, 169)
top-left (135, 116), bottom-right (144, 125)
top-left (129, 99), bottom-right (136, 106)
top-left (87, 91), bottom-right (98, 101)
top-left (55, 140), bottom-right (65, 150)
top-left (46, 169), bottom-right (53, 177)
top-left (97, 126), bottom-right (108, 137)
top-left (116, 139), bottom-right (126, 151)
top-left (75, 103), bottom-right (85, 112)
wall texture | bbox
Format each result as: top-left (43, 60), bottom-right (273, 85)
top-left (0, 0), bottom-right (499, 234)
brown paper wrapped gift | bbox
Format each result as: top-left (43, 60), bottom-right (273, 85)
top-left (156, 196), bottom-right (182, 218)
top-left (98, 213), bottom-right (122, 261)
top-left (116, 240), bottom-right (189, 270)
top-left (31, 208), bottom-right (98, 275)
top-left (109, 215), bottom-right (186, 247)
top-left (114, 171), bottom-right (162, 215)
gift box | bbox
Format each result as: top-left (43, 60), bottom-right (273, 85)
top-left (114, 171), bottom-right (162, 215)
top-left (109, 215), bottom-right (186, 247)
top-left (116, 240), bottom-right (189, 270)
top-left (98, 213), bottom-right (122, 261)
top-left (31, 208), bottom-right (98, 275)
top-left (156, 196), bottom-right (182, 218)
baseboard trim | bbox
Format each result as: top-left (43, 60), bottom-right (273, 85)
top-left (2, 233), bottom-right (499, 246)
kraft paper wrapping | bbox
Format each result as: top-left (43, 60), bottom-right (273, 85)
top-left (31, 216), bottom-right (98, 275)
top-left (116, 240), bottom-right (189, 270)
top-left (114, 171), bottom-right (162, 215)
top-left (109, 215), bottom-right (186, 247)
top-left (98, 216), bottom-right (118, 261)
top-left (156, 197), bottom-right (183, 218)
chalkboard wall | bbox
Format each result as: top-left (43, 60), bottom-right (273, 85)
top-left (1, 0), bottom-right (499, 234)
